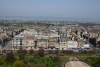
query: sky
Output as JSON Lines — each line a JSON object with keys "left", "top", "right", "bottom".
{"left": 0, "top": 0, "right": 100, "bottom": 21}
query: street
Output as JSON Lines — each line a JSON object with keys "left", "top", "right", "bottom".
{"left": 2, "top": 41, "right": 12, "bottom": 50}
{"left": 89, "top": 42, "right": 100, "bottom": 53}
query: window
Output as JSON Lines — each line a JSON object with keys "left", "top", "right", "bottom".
{"left": 26, "top": 41, "right": 28, "bottom": 43}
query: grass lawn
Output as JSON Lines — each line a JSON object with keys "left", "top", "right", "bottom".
{"left": 29, "top": 57, "right": 61, "bottom": 67}
{"left": 0, "top": 53, "right": 61, "bottom": 67}
{"left": 14, "top": 53, "right": 34, "bottom": 56}
{"left": 0, "top": 52, "right": 96, "bottom": 67}
{"left": 65, "top": 52, "right": 94, "bottom": 56}
{"left": 0, "top": 58, "right": 12, "bottom": 67}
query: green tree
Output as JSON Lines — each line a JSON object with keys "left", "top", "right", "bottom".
{"left": 34, "top": 52, "right": 39, "bottom": 58}
{"left": 13, "top": 61, "right": 25, "bottom": 67}
{"left": 93, "top": 58, "right": 100, "bottom": 67}
{"left": 22, "top": 59, "right": 28, "bottom": 65}
{"left": 38, "top": 47, "right": 44, "bottom": 57}
{"left": 0, "top": 60, "right": 4, "bottom": 65}
{"left": 17, "top": 47, "right": 27, "bottom": 54}
{"left": 94, "top": 64, "right": 100, "bottom": 67}
{"left": 82, "top": 50, "right": 88, "bottom": 54}
{"left": 55, "top": 49, "right": 59, "bottom": 54}
{"left": 17, "top": 47, "right": 27, "bottom": 60}
{"left": 19, "top": 53, "right": 26, "bottom": 60}
{"left": 5, "top": 51, "right": 16, "bottom": 63}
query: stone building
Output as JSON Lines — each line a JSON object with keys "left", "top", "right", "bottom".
{"left": 37, "top": 38, "right": 48, "bottom": 49}
{"left": 25, "top": 36, "right": 35, "bottom": 49}
{"left": 12, "top": 34, "right": 35, "bottom": 49}
{"left": 12, "top": 34, "right": 25, "bottom": 49}
{"left": 48, "top": 39, "right": 55, "bottom": 49}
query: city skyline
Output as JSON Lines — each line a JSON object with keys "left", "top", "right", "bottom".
{"left": 0, "top": 1, "right": 100, "bottom": 66}
{"left": 0, "top": 0, "right": 100, "bottom": 21}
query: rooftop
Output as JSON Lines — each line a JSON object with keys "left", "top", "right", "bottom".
{"left": 25, "top": 36, "right": 34, "bottom": 39}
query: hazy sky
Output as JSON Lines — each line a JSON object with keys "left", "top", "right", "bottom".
{"left": 0, "top": 0, "right": 100, "bottom": 21}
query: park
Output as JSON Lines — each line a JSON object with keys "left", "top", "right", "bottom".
{"left": 0, "top": 47, "right": 100, "bottom": 67}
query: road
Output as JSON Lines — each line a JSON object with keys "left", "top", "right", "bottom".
{"left": 89, "top": 42, "right": 100, "bottom": 53}
{"left": 1, "top": 40, "right": 100, "bottom": 53}
{"left": 2, "top": 41, "right": 12, "bottom": 50}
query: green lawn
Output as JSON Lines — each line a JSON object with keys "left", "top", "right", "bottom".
{"left": 29, "top": 57, "right": 61, "bottom": 67}
{"left": 0, "top": 52, "right": 98, "bottom": 67}
{"left": 0, "top": 55, "right": 62, "bottom": 67}
{"left": 0, "top": 58, "right": 12, "bottom": 67}
{"left": 65, "top": 52, "right": 94, "bottom": 56}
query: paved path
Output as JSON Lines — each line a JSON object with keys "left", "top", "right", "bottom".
{"left": 65, "top": 57, "right": 91, "bottom": 67}
{"left": 69, "top": 56, "right": 79, "bottom": 61}
{"left": 65, "top": 61, "right": 91, "bottom": 67}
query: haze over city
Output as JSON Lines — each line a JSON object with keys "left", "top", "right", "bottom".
{"left": 0, "top": 0, "right": 100, "bottom": 67}
{"left": 0, "top": 0, "right": 100, "bottom": 21}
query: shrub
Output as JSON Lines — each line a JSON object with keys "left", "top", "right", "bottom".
{"left": 17, "top": 47, "right": 27, "bottom": 54}
{"left": 17, "top": 47, "right": 27, "bottom": 60}
{"left": 29, "top": 58, "right": 34, "bottom": 63}
{"left": 66, "top": 50, "right": 73, "bottom": 54}
{"left": 45, "top": 63, "right": 49, "bottom": 67}
{"left": 78, "top": 57, "right": 86, "bottom": 61}
{"left": 0, "top": 60, "right": 4, "bottom": 65}
{"left": 23, "top": 50, "right": 27, "bottom": 54}
{"left": 88, "top": 50, "right": 95, "bottom": 54}
{"left": 53, "top": 56, "right": 60, "bottom": 62}
{"left": 33, "top": 64, "right": 45, "bottom": 67}
{"left": 29, "top": 49, "right": 34, "bottom": 54}
{"left": 22, "top": 59, "right": 28, "bottom": 65}
{"left": 62, "top": 50, "right": 73, "bottom": 54}
{"left": 62, "top": 50, "right": 66, "bottom": 53}
{"left": 17, "top": 47, "right": 23, "bottom": 54}
{"left": 81, "top": 50, "right": 88, "bottom": 54}
{"left": 13, "top": 61, "right": 25, "bottom": 67}
{"left": 48, "top": 50, "right": 53, "bottom": 54}
{"left": 49, "top": 56, "right": 53, "bottom": 59}
{"left": 93, "top": 59, "right": 100, "bottom": 67}
{"left": 55, "top": 49, "right": 59, "bottom": 54}
{"left": 19, "top": 53, "right": 25, "bottom": 60}
{"left": 86, "top": 57, "right": 99, "bottom": 65}
{"left": 34, "top": 53, "right": 39, "bottom": 58}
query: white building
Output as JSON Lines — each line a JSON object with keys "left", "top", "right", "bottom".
{"left": 21, "top": 29, "right": 38, "bottom": 36}
{"left": 81, "top": 44, "right": 90, "bottom": 49}
{"left": 12, "top": 34, "right": 25, "bottom": 49}
{"left": 67, "top": 41, "right": 78, "bottom": 49}
{"left": 12, "top": 34, "right": 35, "bottom": 50}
